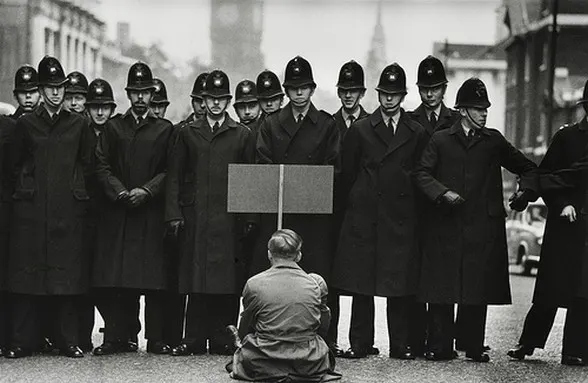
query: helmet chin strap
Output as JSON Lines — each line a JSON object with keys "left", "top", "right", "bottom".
{"left": 465, "top": 108, "right": 485, "bottom": 129}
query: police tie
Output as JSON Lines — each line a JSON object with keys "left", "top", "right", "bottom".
{"left": 388, "top": 118, "right": 395, "bottom": 137}
{"left": 429, "top": 112, "right": 437, "bottom": 128}
{"left": 296, "top": 113, "right": 304, "bottom": 124}
{"left": 212, "top": 121, "right": 220, "bottom": 134}
{"left": 136, "top": 116, "right": 144, "bottom": 126}
{"left": 467, "top": 128, "right": 475, "bottom": 142}
{"left": 347, "top": 115, "right": 355, "bottom": 128}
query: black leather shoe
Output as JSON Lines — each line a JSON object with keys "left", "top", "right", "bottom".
{"left": 59, "top": 345, "right": 84, "bottom": 358}
{"left": 424, "top": 351, "right": 457, "bottom": 361}
{"left": 39, "top": 337, "right": 56, "bottom": 354}
{"left": 80, "top": 342, "right": 94, "bottom": 353}
{"left": 466, "top": 351, "right": 490, "bottom": 363}
{"left": 507, "top": 344, "right": 534, "bottom": 360}
{"left": 367, "top": 346, "right": 380, "bottom": 355}
{"left": 389, "top": 347, "right": 415, "bottom": 360}
{"left": 340, "top": 348, "right": 368, "bottom": 359}
{"left": 457, "top": 343, "right": 491, "bottom": 352}
{"left": 93, "top": 342, "right": 121, "bottom": 356}
{"left": 0, "top": 346, "right": 5, "bottom": 357}
{"left": 5, "top": 347, "right": 32, "bottom": 359}
{"left": 147, "top": 341, "right": 171, "bottom": 355}
{"left": 170, "top": 343, "right": 206, "bottom": 356}
{"left": 328, "top": 343, "right": 344, "bottom": 357}
{"left": 561, "top": 355, "right": 585, "bottom": 366}
{"left": 122, "top": 341, "right": 138, "bottom": 353}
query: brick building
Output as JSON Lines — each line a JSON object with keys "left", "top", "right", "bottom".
{"left": 500, "top": 0, "right": 588, "bottom": 160}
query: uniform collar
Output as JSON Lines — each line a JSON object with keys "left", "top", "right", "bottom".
{"left": 206, "top": 113, "right": 226, "bottom": 129}
{"left": 381, "top": 109, "right": 400, "bottom": 129}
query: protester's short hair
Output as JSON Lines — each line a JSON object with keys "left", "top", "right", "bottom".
{"left": 267, "top": 229, "right": 303, "bottom": 259}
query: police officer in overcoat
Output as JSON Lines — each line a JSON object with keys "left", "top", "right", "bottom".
{"left": 6, "top": 56, "right": 95, "bottom": 359}
{"left": 233, "top": 79, "right": 261, "bottom": 134}
{"left": 9, "top": 65, "right": 41, "bottom": 120}
{"left": 0, "top": 115, "right": 16, "bottom": 356}
{"left": 178, "top": 72, "right": 209, "bottom": 127}
{"left": 64, "top": 71, "right": 88, "bottom": 115}
{"left": 413, "top": 78, "right": 538, "bottom": 362}
{"left": 329, "top": 60, "right": 371, "bottom": 358}
{"left": 166, "top": 70, "right": 255, "bottom": 356}
{"left": 250, "top": 56, "right": 340, "bottom": 282}
{"left": 93, "top": 62, "right": 174, "bottom": 355}
{"left": 507, "top": 80, "right": 588, "bottom": 366}
{"left": 150, "top": 78, "right": 171, "bottom": 119}
{"left": 256, "top": 69, "right": 284, "bottom": 118}
{"left": 332, "top": 63, "right": 428, "bottom": 360}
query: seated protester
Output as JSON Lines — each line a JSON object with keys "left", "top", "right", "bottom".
{"left": 228, "top": 229, "right": 341, "bottom": 383}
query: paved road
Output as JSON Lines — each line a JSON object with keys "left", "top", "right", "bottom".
{"left": 2, "top": 270, "right": 588, "bottom": 383}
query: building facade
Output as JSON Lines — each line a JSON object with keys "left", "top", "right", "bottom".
{"left": 0, "top": 0, "right": 104, "bottom": 104}
{"left": 501, "top": 0, "right": 588, "bottom": 159}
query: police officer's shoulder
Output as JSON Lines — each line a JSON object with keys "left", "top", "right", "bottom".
{"left": 318, "top": 109, "right": 336, "bottom": 126}
{"left": 403, "top": 112, "right": 426, "bottom": 131}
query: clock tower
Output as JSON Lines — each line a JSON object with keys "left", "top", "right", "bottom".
{"left": 210, "top": 0, "right": 265, "bottom": 85}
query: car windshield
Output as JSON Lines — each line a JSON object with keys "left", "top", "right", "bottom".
{"left": 526, "top": 205, "right": 547, "bottom": 227}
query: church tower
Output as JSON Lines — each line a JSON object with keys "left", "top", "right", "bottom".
{"left": 210, "top": 0, "right": 265, "bottom": 84}
{"left": 365, "top": 0, "right": 387, "bottom": 111}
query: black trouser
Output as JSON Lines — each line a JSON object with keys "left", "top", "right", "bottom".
{"left": 10, "top": 294, "right": 79, "bottom": 349}
{"left": 326, "top": 288, "right": 340, "bottom": 346}
{"left": 96, "top": 288, "right": 169, "bottom": 344}
{"left": 348, "top": 294, "right": 376, "bottom": 351}
{"left": 183, "top": 293, "right": 239, "bottom": 349}
{"left": 0, "top": 291, "right": 10, "bottom": 347}
{"left": 428, "top": 303, "right": 486, "bottom": 354}
{"left": 409, "top": 301, "right": 428, "bottom": 354}
{"left": 77, "top": 298, "right": 95, "bottom": 348}
{"left": 455, "top": 305, "right": 487, "bottom": 350}
{"left": 518, "top": 300, "right": 587, "bottom": 357}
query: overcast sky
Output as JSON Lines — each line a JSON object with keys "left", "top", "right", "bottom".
{"left": 97, "top": 0, "right": 502, "bottom": 106}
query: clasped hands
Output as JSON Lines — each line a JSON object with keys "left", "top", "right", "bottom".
{"left": 117, "top": 188, "right": 150, "bottom": 207}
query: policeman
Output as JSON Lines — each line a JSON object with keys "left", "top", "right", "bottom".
{"left": 64, "top": 71, "right": 88, "bottom": 114}
{"left": 252, "top": 57, "right": 340, "bottom": 351}
{"left": 507, "top": 80, "right": 588, "bottom": 366}
{"left": 9, "top": 65, "right": 41, "bottom": 120}
{"left": 256, "top": 70, "right": 284, "bottom": 116}
{"left": 333, "top": 63, "right": 428, "bottom": 360}
{"left": 233, "top": 79, "right": 261, "bottom": 133}
{"left": 408, "top": 56, "right": 460, "bottom": 137}
{"left": 408, "top": 55, "right": 462, "bottom": 356}
{"left": 93, "top": 62, "right": 174, "bottom": 356}
{"left": 150, "top": 78, "right": 171, "bottom": 119}
{"left": 6, "top": 56, "right": 95, "bottom": 359}
{"left": 86, "top": 79, "right": 116, "bottom": 136}
{"left": 329, "top": 60, "right": 371, "bottom": 358}
{"left": 177, "top": 72, "right": 209, "bottom": 127}
{"left": 167, "top": 69, "right": 254, "bottom": 356}
{"left": 413, "top": 78, "right": 538, "bottom": 362}
{"left": 0, "top": 115, "right": 16, "bottom": 357}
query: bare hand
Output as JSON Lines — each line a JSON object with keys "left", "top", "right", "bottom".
{"left": 127, "top": 188, "right": 149, "bottom": 207}
{"left": 167, "top": 219, "right": 184, "bottom": 238}
{"left": 441, "top": 190, "right": 465, "bottom": 206}
{"left": 560, "top": 205, "right": 577, "bottom": 223}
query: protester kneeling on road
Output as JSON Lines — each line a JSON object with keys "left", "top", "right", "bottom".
{"left": 227, "top": 229, "right": 341, "bottom": 382}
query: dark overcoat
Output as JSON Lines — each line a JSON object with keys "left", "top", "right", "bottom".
{"left": 249, "top": 103, "right": 340, "bottom": 281}
{"left": 407, "top": 103, "right": 460, "bottom": 138}
{"left": 533, "top": 120, "right": 588, "bottom": 306}
{"left": 8, "top": 107, "right": 95, "bottom": 295}
{"left": 93, "top": 110, "right": 173, "bottom": 290}
{"left": 165, "top": 115, "right": 254, "bottom": 294}
{"left": 413, "top": 122, "right": 538, "bottom": 305}
{"left": 0, "top": 116, "right": 16, "bottom": 290}
{"left": 331, "top": 109, "right": 428, "bottom": 297}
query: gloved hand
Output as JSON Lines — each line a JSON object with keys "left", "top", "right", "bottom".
{"left": 560, "top": 205, "right": 577, "bottom": 223}
{"left": 128, "top": 188, "right": 150, "bottom": 207}
{"left": 167, "top": 219, "right": 184, "bottom": 238}
{"left": 440, "top": 190, "right": 465, "bottom": 206}
{"left": 509, "top": 190, "right": 529, "bottom": 212}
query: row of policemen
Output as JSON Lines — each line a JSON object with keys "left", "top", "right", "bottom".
{"left": 0, "top": 52, "right": 581, "bottom": 366}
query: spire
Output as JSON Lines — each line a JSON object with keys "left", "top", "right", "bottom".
{"left": 365, "top": 0, "right": 387, "bottom": 110}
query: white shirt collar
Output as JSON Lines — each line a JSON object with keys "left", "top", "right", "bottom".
{"left": 427, "top": 104, "right": 442, "bottom": 120}
{"left": 381, "top": 110, "right": 401, "bottom": 131}
{"left": 207, "top": 114, "right": 225, "bottom": 131}
{"left": 341, "top": 107, "right": 361, "bottom": 123}
{"left": 130, "top": 109, "right": 148, "bottom": 124}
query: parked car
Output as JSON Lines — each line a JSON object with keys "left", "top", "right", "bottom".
{"left": 506, "top": 198, "right": 547, "bottom": 275}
